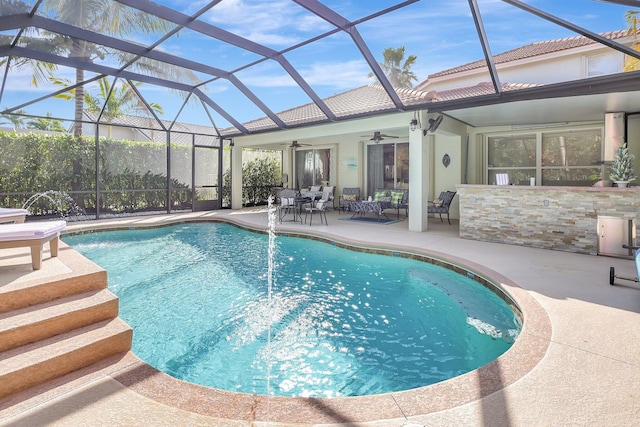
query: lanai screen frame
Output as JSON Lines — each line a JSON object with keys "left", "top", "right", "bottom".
{"left": 1, "top": 0, "right": 640, "bottom": 135}
{"left": 1, "top": 0, "right": 640, "bottom": 218}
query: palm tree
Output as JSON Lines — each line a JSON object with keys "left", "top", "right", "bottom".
{"left": 53, "top": 76, "right": 164, "bottom": 122}
{"left": 4, "top": 1, "right": 185, "bottom": 136}
{"left": 41, "top": 0, "right": 175, "bottom": 137}
{"left": 0, "top": 2, "right": 59, "bottom": 86}
{"left": 84, "top": 78, "right": 164, "bottom": 122}
{"left": 26, "top": 113, "right": 66, "bottom": 132}
{"left": 369, "top": 47, "right": 418, "bottom": 89}
{"left": 0, "top": 109, "right": 28, "bottom": 129}
{"left": 623, "top": 10, "right": 639, "bottom": 72}
{"left": 61, "top": 76, "right": 163, "bottom": 137}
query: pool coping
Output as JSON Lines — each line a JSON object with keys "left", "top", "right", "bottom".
{"left": 60, "top": 215, "right": 552, "bottom": 424}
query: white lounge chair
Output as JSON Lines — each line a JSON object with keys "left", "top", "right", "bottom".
{"left": 0, "top": 220, "right": 66, "bottom": 270}
{"left": 0, "top": 208, "right": 29, "bottom": 224}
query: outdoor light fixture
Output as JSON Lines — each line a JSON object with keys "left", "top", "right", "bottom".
{"left": 410, "top": 111, "right": 421, "bottom": 131}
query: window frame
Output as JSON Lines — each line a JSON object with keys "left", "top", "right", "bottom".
{"left": 485, "top": 126, "right": 605, "bottom": 186}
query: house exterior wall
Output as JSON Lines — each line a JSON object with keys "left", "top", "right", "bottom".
{"left": 421, "top": 44, "right": 625, "bottom": 92}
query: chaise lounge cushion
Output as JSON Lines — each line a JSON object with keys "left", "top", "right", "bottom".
{"left": 0, "top": 220, "right": 67, "bottom": 241}
{"left": 0, "top": 208, "right": 29, "bottom": 224}
{"left": 0, "top": 220, "right": 67, "bottom": 269}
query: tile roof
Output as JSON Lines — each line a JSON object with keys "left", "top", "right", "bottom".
{"left": 83, "top": 111, "right": 219, "bottom": 145}
{"left": 222, "top": 84, "right": 438, "bottom": 135}
{"left": 220, "top": 82, "right": 539, "bottom": 134}
{"left": 428, "top": 30, "right": 629, "bottom": 79}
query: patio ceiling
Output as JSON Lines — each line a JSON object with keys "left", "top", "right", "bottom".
{"left": 1, "top": 0, "right": 639, "bottom": 137}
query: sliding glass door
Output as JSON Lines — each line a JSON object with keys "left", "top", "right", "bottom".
{"left": 294, "top": 148, "right": 331, "bottom": 189}
{"left": 366, "top": 142, "right": 409, "bottom": 197}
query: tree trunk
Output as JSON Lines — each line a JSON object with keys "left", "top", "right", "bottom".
{"left": 71, "top": 49, "right": 86, "bottom": 210}
{"left": 74, "top": 67, "right": 84, "bottom": 137}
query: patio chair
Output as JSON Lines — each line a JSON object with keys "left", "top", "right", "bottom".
{"left": 427, "top": 191, "right": 456, "bottom": 225}
{"left": 338, "top": 187, "right": 360, "bottom": 214}
{"left": 304, "top": 198, "right": 328, "bottom": 225}
{"left": 387, "top": 189, "right": 409, "bottom": 219}
{"left": 371, "top": 188, "right": 407, "bottom": 219}
{"left": 277, "top": 189, "right": 298, "bottom": 222}
{"left": 321, "top": 186, "right": 335, "bottom": 210}
{"left": 0, "top": 220, "right": 66, "bottom": 269}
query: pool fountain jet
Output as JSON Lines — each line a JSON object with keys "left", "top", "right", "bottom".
{"left": 21, "top": 190, "right": 86, "bottom": 221}
{"left": 266, "top": 196, "right": 277, "bottom": 408}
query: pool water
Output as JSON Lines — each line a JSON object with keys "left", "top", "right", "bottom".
{"left": 64, "top": 222, "right": 521, "bottom": 398}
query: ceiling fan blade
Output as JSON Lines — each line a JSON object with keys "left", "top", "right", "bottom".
{"left": 288, "top": 140, "right": 311, "bottom": 149}
{"left": 426, "top": 115, "right": 443, "bottom": 133}
{"left": 361, "top": 131, "right": 398, "bottom": 141}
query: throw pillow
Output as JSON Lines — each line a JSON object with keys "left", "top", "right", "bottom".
{"left": 433, "top": 198, "right": 443, "bottom": 207}
{"left": 342, "top": 194, "right": 357, "bottom": 201}
{"left": 310, "top": 185, "right": 322, "bottom": 192}
{"left": 391, "top": 191, "right": 404, "bottom": 204}
{"left": 374, "top": 191, "right": 387, "bottom": 201}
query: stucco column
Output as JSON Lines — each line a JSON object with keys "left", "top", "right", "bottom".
{"left": 231, "top": 145, "right": 243, "bottom": 209}
{"left": 408, "top": 111, "right": 432, "bottom": 232}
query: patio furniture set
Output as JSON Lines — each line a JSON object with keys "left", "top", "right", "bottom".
{"left": 277, "top": 186, "right": 334, "bottom": 225}
{"left": 339, "top": 188, "right": 408, "bottom": 222}
{"left": 280, "top": 186, "right": 456, "bottom": 224}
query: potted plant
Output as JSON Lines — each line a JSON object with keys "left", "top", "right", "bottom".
{"left": 609, "top": 145, "right": 636, "bottom": 187}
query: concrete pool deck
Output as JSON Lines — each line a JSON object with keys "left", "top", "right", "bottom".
{"left": 1, "top": 207, "right": 639, "bottom": 426}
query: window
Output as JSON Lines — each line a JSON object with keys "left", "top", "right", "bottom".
{"left": 541, "top": 131, "right": 602, "bottom": 185}
{"left": 487, "top": 128, "right": 603, "bottom": 186}
{"left": 367, "top": 142, "right": 409, "bottom": 196}
{"left": 487, "top": 134, "right": 536, "bottom": 185}
{"left": 294, "top": 148, "right": 331, "bottom": 189}
{"left": 586, "top": 53, "right": 622, "bottom": 77}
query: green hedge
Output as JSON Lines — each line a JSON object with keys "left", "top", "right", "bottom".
{"left": 0, "top": 131, "right": 282, "bottom": 215}
{"left": 0, "top": 131, "right": 191, "bottom": 215}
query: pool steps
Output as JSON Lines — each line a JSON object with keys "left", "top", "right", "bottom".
{"left": 0, "top": 252, "right": 132, "bottom": 399}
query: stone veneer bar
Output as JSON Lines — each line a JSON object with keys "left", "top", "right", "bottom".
{"left": 456, "top": 184, "right": 640, "bottom": 255}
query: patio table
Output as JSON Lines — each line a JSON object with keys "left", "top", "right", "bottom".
{"left": 349, "top": 200, "right": 391, "bottom": 221}
{"left": 280, "top": 196, "right": 312, "bottom": 224}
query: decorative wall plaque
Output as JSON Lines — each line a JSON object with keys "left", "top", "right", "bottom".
{"left": 442, "top": 153, "right": 451, "bottom": 167}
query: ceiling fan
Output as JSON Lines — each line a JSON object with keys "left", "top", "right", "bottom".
{"left": 360, "top": 131, "right": 399, "bottom": 143}
{"left": 283, "top": 140, "right": 311, "bottom": 149}
{"left": 423, "top": 114, "right": 443, "bottom": 135}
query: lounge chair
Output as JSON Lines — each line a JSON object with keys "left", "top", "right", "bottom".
{"left": 0, "top": 220, "right": 66, "bottom": 270}
{"left": 427, "top": 191, "right": 456, "bottom": 225}
{"left": 0, "top": 208, "right": 29, "bottom": 224}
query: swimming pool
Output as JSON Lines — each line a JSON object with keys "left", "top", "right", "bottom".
{"left": 65, "top": 222, "right": 521, "bottom": 398}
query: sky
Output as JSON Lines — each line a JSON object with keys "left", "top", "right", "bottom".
{"left": 0, "top": 0, "right": 635, "bottom": 130}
